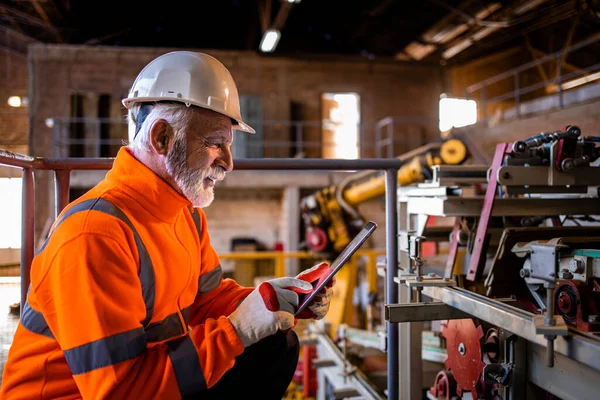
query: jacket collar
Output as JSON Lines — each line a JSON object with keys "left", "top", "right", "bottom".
{"left": 106, "top": 147, "right": 191, "bottom": 223}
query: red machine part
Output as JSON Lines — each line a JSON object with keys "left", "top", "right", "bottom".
{"left": 442, "top": 319, "right": 486, "bottom": 398}
{"left": 302, "top": 345, "right": 318, "bottom": 397}
{"left": 306, "top": 228, "right": 328, "bottom": 252}
{"left": 555, "top": 280, "right": 600, "bottom": 332}
{"left": 429, "top": 370, "right": 457, "bottom": 400}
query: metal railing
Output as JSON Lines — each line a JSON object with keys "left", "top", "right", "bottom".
{"left": 219, "top": 249, "right": 385, "bottom": 288}
{"left": 0, "top": 148, "right": 403, "bottom": 400}
{"left": 48, "top": 117, "right": 378, "bottom": 159}
{"left": 47, "top": 115, "right": 438, "bottom": 160}
{"left": 466, "top": 35, "right": 600, "bottom": 119}
{"left": 375, "top": 116, "right": 438, "bottom": 158}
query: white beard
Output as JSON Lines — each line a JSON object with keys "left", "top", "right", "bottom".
{"left": 166, "top": 133, "right": 224, "bottom": 208}
{"left": 174, "top": 167, "right": 215, "bottom": 208}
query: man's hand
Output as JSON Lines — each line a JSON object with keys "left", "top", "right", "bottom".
{"left": 228, "top": 277, "right": 312, "bottom": 347}
{"left": 294, "top": 263, "right": 335, "bottom": 320}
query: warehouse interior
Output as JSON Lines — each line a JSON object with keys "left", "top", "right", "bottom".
{"left": 0, "top": 0, "right": 600, "bottom": 399}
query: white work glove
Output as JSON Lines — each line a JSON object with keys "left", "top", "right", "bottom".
{"left": 228, "top": 277, "right": 312, "bottom": 347}
{"left": 294, "top": 263, "right": 335, "bottom": 320}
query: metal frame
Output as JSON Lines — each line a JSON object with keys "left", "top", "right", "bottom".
{"left": 395, "top": 164, "right": 600, "bottom": 399}
{"left": 311, "top": 330, "right": 386, "bottom": 400}
{"left": 0, "top": 148, "right": 403, "bottom": 400}
{"left": 466, "top": 35, "right": 600, "bottom": 119}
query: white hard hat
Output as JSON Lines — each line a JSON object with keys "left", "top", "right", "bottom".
{"left": 122, "top": 51, "right": 255, "bottom": 141}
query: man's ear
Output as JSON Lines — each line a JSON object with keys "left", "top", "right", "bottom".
{"left": 149, "top": 119, "right": 173, "bottom": 156}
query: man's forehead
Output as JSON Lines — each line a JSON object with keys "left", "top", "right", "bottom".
{"left": 190, "top": 107, "right": 233, "bottom": 136}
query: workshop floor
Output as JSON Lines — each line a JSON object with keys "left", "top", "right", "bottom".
{"left": 0, "top": 278, "right": 20, "bottom": 386}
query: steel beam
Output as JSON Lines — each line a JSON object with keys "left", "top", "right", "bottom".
{"left": 385, "top": 302, "right": 471, "bottom": 323}
{"left": 528, "top": 342, "right": 600, "bottom": 400}
{"left": 407, "top": 197, "right": 600, "bottom": 217}
{"left": 422, "top": 286, "right": 600, "bottom": 372}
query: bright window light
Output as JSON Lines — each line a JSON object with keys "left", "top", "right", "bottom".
{"left": 0, "top": 178, "right": 22, "bottom": 248}
{"left": 322, "top": 93, "right": 360, "bottom": 159}
{"left": 7, "top": 96, "right": 22, "bottom": 108}
{"left": 439, "top": 97, "right": 477, "bottom": 132}
{"left": 259, "top": 29, "right": 281, "bottom": 52}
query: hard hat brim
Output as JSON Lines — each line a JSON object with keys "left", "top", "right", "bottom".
{"left": 122, "top": 97, "right": 256, "bottom": 134}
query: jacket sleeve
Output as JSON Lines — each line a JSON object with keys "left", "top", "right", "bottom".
{"left": 188, "top": 209, "right": 253, "bottom": 326}
{"left": 35, "top": 215, "right": 245, "bottom": 399}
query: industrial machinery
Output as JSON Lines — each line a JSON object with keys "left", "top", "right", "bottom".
{"left": 303, "top": 126, "right": 600, "bottom": 400}
{"left": 300, "top": 138, "right": 469, "bottom": 255}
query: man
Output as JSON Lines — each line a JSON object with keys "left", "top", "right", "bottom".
{"left": 1, "top": 51, "right": 334, "bottom": 399}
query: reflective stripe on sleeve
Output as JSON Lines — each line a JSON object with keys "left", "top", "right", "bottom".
{"left": 197, "top": 264, "right": 223, "bottom": 296}
{"left": 64, "top": 327, "right": 147, "bottom": 375}
{"left": 37, "top": 197, "right": 156, "bottom": 327}
{"left": 168, "top": 335, "right": 207, "bottom": 396}
{"left": 21, "top": 300, "right": 55, "bottom": 339}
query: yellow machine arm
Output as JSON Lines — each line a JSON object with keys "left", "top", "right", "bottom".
{"left": 300, "top": 138, "right": 468, "bottom": 254}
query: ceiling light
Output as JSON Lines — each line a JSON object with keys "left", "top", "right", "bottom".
{"left": 286, "top": 0, "right": 301, "bottom": 3}
{"left": 561, "top": 71, "right": 600, "bottom": 91}
{"left": 260, "top": 29, "right": 281, "bottom": 52}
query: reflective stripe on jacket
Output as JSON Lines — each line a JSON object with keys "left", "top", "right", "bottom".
{"left": 1, "top": 147, "right": 253, "bottom": 399}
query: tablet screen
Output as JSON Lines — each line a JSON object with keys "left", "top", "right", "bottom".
{"left": 295, "top": 221, "right": 378, "bottom": 316}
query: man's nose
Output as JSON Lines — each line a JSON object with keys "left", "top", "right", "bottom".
{"left": 217, "top": 146, "right": 233, "bottom": 173}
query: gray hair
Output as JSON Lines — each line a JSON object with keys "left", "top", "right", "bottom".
{"left": 127, "top": 103, "right": 196, "bottom": 153}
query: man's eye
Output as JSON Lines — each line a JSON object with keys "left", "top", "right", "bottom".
{"left": 205, "top": 141, "right": 219, "bottom": 148}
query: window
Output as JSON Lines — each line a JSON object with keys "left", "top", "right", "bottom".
{"left": 322, "top": 93, "right": 360, "bottom": 159}
{"left": 233, "top": 96, "right": 263, "bottom": 158}
{"left": 0, "top": 178, "right": 22, "bottom": 249}
{"left": 439, "top": 96, "right": 477, "bottom": 132}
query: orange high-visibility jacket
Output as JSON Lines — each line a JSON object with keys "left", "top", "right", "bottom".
{"left": 1, "top": 147, "right": 253, "bottom": 399}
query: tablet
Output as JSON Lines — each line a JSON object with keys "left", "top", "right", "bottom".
{"left": 295, "top": 221, "right": 378, "bottom": 316}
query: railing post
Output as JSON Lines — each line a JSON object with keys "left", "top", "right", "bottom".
{"left": 385, "top": 168, "right": 399, "bottom": 400}
{"left": 94, "top": 119, "right": 101, "bottom": 157}
{"left": 20, "top": 168, "right": 35, "bottom": 313}
{"left": 54, "top": 170, "right": 70, "bottom": 219}
{"left": 514, "top": 72, "right": 521, "bottom": 118}
{"left": 359, "top": 123, "right": 365, "bottom": 158}
{"left": 557, "top": 54, "right": 564, "bottom": 109}
{"left": 375, "top": 125, "right": 382, "bottom": 158}
{"left": 481, "top": 85, "right": 487, "bottom": 121}
{"left": 275, "top": 253, "right": 285, "bottom": 278}
{"left": 52, "top": 120, "right": 60, "bottom": 157}
{"left": 295, "top": 122, "right": 303, "bottom": 157}
{"left": 388, "top": 121, "right": 394, "bottom": 159}
{"left": 61, "top": 120, "right": 69, "bottom": 157}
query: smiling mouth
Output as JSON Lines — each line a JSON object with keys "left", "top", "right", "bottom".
{"left": 204, "top": 176, "right": 218, "bottom": 188}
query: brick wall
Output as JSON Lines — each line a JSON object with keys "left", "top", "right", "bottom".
{"left": 27, "top": 44, "right": 445, "bottom": 243}
{"left": 28, "top": 44, "right": 444, "bottom": 159}
{"left": 0, "top": 29, "right": 35, "bottom": 265}
{"left": 0, "top": 29, "right": 31, "bottom": 160}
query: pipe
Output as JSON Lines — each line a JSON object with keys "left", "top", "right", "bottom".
{"left": 0, "top": 149, "right": 37, "bottom": 169}
{"left": 20, "top": 168, "right": 35, "bottom": 314}
{"left": 233, "top": 158, "right": 402, "bottom": 170}
{"left": 54, "top": 170, "right": 70, "bottom": 219}
{"left": 385, "top": 168, "right": 399, "bottom": 400}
